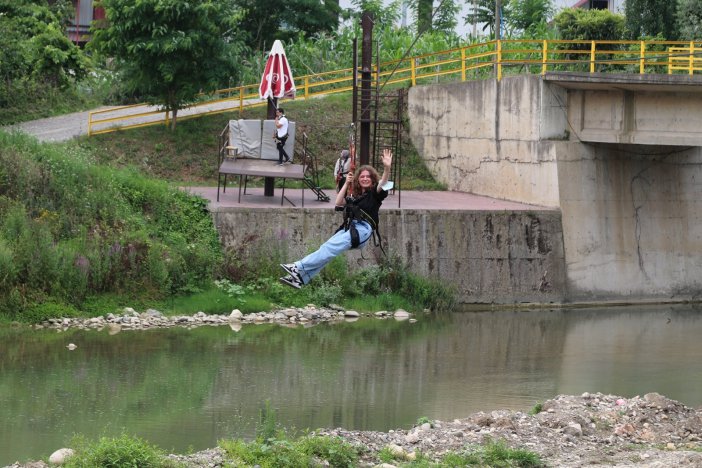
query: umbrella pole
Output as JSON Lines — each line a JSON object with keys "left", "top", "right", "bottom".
{"left": 264, "top": 98, "right": 277, "bottom": 197}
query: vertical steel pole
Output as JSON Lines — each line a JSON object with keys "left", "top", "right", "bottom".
{"left": 360, "top": 12, "right": 373, "bottom": 166}
{"left": 494, "top": 0, "right": 501, "bottom": 76}
{"left": 264, "top": 98, "right": 277, "bottom": 196}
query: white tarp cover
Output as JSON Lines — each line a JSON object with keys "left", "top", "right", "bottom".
{"left": 229, "top": 119, "right": 295, "bottom": 161}
{"left": 229, "top": 120, "right": 262, "bottom": 158}
{"left": 261, "top": 120, "right": 295, "bottom": 161}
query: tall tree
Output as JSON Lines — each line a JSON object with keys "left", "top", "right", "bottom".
{"left": 465, "top": 0, "right": 509, "bottom": 37}
{"left": 625, "top": 0, "right": 679, "bottom": 39}
{"left": 0, "top": 0, "right": 89, "bottom": 87}
{"left": 676, "top": 0, "right": 702, "bottom": 40}
{"left": 555, "top": 7, "right": 625, "bottom": 41}
{"left": 416, "top": 0, "right": 433, "bottom": 32}
{"left": 234, "top": 0, "right": 340, "bottom": 52}
{"left": 91, "top": 0, "right": 242, "bottom": 130}
{"left": 507, "top": 0, "right": 553, "bottom": 35}
{"left": 350, "top": 0, "right": 401, "bottom": 28}
{"left": 406, "top": 0, "right": 459, "bottom": 34}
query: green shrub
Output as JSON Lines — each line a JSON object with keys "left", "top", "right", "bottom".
{"left": 64, "top": 433, "right": 173, "bottom": 468}
{"left": 0, "top": 237, "right": 17, "bottom": 292}
{"left": 529, "top": 402, "right": 544, "bottom": 415}
{"left": 297, "top": 435, "right": 358, "bottom": 467}
{"left": 221, "top": 434, "right": 358, "bottom": 468}
{"left": 0, "top": 132, "right": 223, "bottom": 317}
{"left": 307, "top": 280, "right": 343, "bottom": 307}
{"left": 23, "top": 301, "right": 81, "bottom": 323}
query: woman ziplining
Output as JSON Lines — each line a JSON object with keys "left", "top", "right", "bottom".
{"left": 279, "top": 148, "right": 393, "bottom": 289}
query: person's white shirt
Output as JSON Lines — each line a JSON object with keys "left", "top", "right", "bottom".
{"left": 276, "top": 114, "right": 289, "bottom": 138}
{"left": 334, "top": 150, "right": 351, "bottom": 178}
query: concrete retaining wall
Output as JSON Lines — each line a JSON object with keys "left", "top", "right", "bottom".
{"left": 212, "top": 207, "right": 566, "bottom": 304}
{"left": 407, "top": 76, "right": 564, "bottom": 208}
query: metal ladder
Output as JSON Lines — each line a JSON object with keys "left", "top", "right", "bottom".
{"left": 295, "top": 133, "right": 330, "bottom": 202}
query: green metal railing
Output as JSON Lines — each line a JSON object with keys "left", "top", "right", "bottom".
{"left": 88, "top": 39, "right": 702, "bottom": 136}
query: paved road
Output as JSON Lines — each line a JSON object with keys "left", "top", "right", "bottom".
{"left": 3, "top": 97, "right": 258, "bottom": 142}
{"left": 4, "top": 109, "right": 97, "bottom": 142}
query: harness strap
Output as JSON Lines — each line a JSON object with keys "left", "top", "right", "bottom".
{"left": 335, "top": 204, "right": 385, "bottom": 255}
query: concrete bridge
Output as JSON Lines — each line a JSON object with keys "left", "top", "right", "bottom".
{"left": 409, "top": 72, "right": 702, "bottom": 303}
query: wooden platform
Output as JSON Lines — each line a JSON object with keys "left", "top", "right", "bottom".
{"left": 217, "top": 158, "right": 307, "bottom": 206}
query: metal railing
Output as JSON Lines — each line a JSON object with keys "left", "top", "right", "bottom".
{"left": 88, "top": 39, "right": 702, "bottom": 136}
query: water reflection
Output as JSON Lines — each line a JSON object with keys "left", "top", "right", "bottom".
{"left": 1, "top": 304, "right": 701, "bottom": 464}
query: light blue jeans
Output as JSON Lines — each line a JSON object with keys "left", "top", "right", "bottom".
{"left": 295, "top": 220, "right": 372, "bottom": 284}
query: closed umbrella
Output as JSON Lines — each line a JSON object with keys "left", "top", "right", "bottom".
{"left": 259, "top": 40, "right": 296, "bottom": 101}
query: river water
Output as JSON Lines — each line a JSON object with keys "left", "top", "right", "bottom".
{"left": 1, "top": 304, "right": 701, "bottom": 464}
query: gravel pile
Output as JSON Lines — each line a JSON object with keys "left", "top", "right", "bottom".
{"left": 159, "top": 392, "right": 702, "bottom": 467}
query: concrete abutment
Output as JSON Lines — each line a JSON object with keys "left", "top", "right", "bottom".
{"left": 408, "top": 73, "right": 702, "bottom": 302}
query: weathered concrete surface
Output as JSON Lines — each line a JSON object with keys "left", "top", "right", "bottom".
{"left": 557, "top": 142, "right": 702, "bottom": 301}
{"left": 549, "top": 73, "right": 702, "bottom": 146}
{"left": 408, "top": 76, "right": 562, "bottom": 208}
{"left": 211, "top": 207, "right": 566, "bottom": 304}
{"left": 408, "top": 74, "right": 702, "bottom": 302}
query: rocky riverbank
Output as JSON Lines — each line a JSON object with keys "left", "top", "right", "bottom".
{"left": 164, "top": 392, "right": 702, "bottom": 467}
{"left": 32, "top": 306, "right": 414, "bottom": 332}
{"left": 9, "top": 393, "right": 701, "bottom": 467}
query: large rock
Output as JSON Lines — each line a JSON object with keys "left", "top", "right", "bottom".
{"left": 48, "top": 448, "right": 74, "bottom": 465}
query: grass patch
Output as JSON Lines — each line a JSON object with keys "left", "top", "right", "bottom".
{"left": 64, "top": 432, "right": 175, "bottom": 468}
{"left": 220, "top": 400, "right": 359, "bottom": 468}
{"left": 529, "top": 402, "right": 543, "bottom": 415}
{"left": 377, "top": 439, "right": 544, "bottom": 467}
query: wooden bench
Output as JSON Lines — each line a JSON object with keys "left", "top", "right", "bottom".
{"left": 217, "top": 157, "right": 308, "bottom": 206}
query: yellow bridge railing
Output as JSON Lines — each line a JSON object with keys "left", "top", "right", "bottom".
{"left": 88, "top": 39, "right": 702, "bottom": 136}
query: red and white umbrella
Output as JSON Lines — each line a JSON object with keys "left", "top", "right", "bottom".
{"left": 259, "top": 40, "right": 296, "bottom": 101}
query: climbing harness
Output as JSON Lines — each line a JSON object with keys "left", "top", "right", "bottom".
{"left": 334, "top": 193, "right": 386, "bottom": 256}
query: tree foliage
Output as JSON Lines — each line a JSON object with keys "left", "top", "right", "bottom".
{"left": 554, "top": 7, "right": 625, "bottom": 42}
{"left": 0, "top": 0, "right": 91, "bottom": 123}
{"left": 676, "top": 0, "right": 702, "bottom": 40}
{"left": 404, "top": 0, "right": 459, "bottom": 34}
{"left": 349, "top": 0, "right": 401, "bottom": 28}
{"left": 90, "top": 0, "right": 244, "bottom": 130}
{"left": 507, "top": 0, "right": 553, "bottom": 35}
{"left": 625, "top": 0, "right": 679, "bottom": 39}
{"left": 0, "top": 0, "right": 90, "bottom": 87}
{"left": 234, "top": 0, "right": 340, "bottom": 52}
{"left": 464, "top": 0, "right": 508, "bottom": 37}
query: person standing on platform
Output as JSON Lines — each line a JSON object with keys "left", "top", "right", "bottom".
{"left": 334, "top": 149, "right": 351, "bottom": 192}
{"left": 274, "top": 108, "right": 290, "bottom": 165}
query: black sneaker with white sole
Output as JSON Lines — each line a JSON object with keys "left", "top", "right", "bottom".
{"left": 279, "top": 275, "right": 302, "bottom": 289}
{"left": 280, "top": 263, "right": 302, "bottom": 282}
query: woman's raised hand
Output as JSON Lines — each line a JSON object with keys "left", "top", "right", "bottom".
{"left": 382, "top": 148, "right": 393, "bottom": 168}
